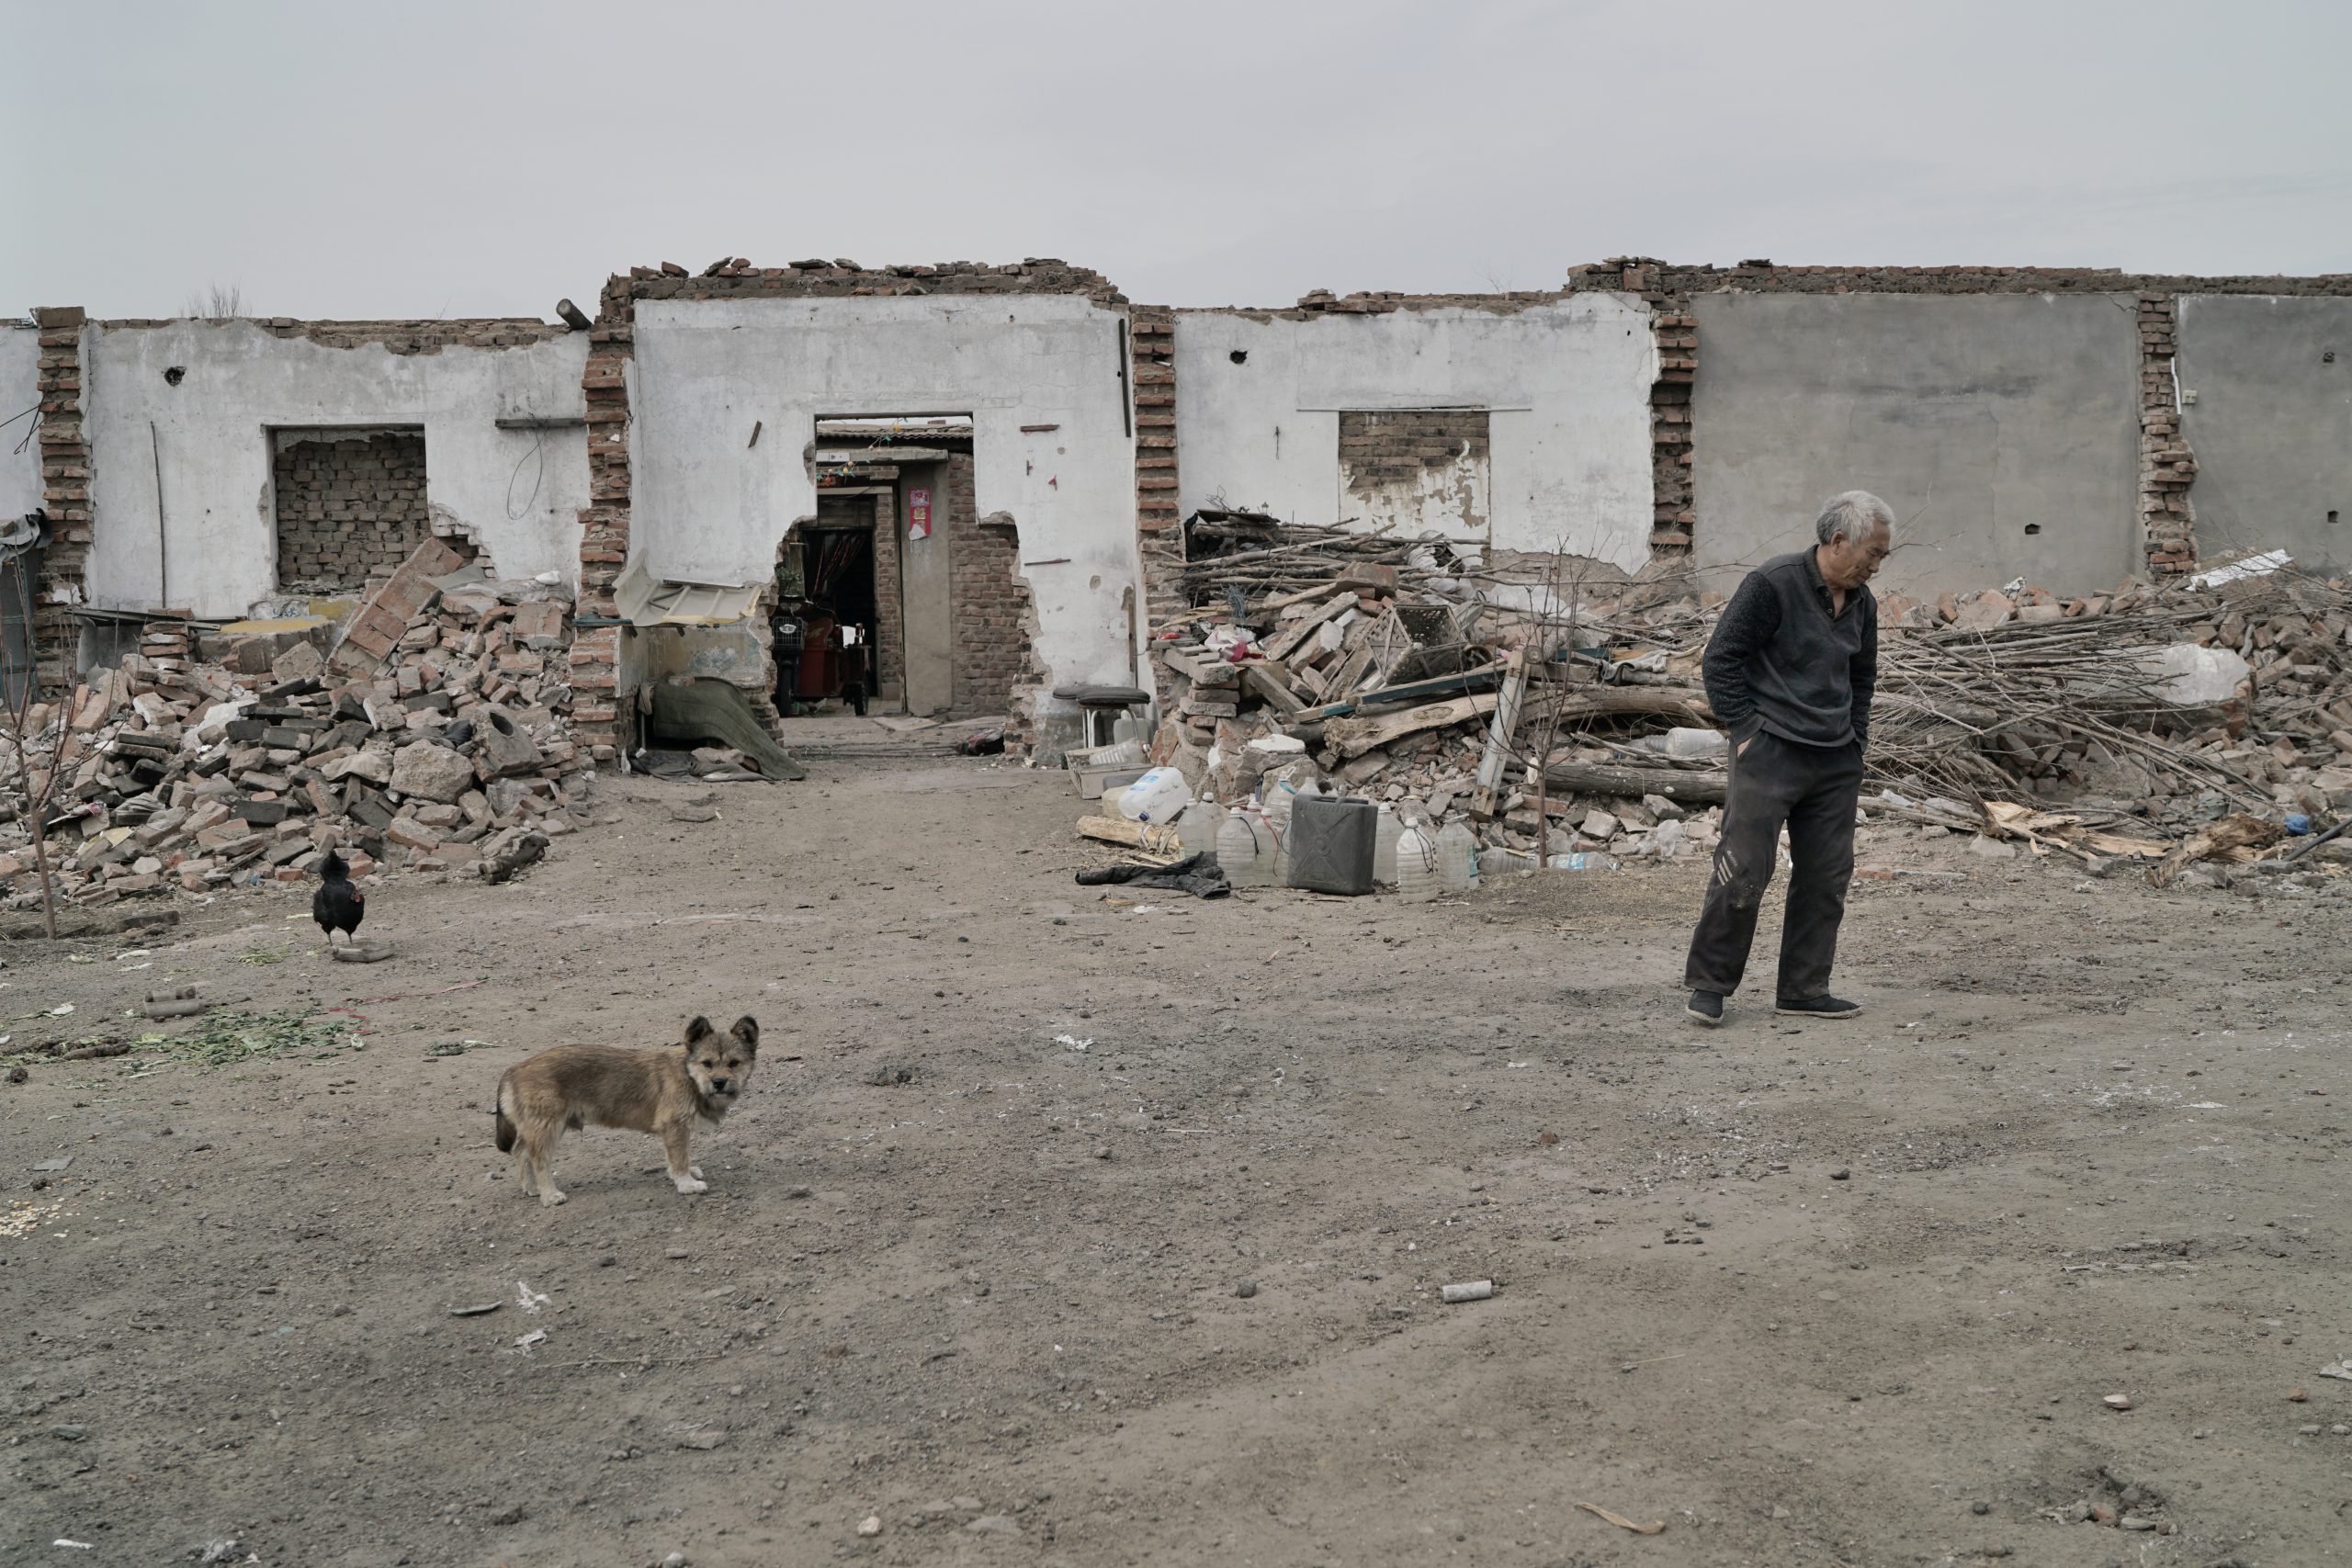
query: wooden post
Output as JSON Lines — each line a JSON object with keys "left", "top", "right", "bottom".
{"left": 1470, "top": 650, "right": 1527, "bottom": 818}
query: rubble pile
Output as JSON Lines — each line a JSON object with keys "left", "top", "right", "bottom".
{"left": 1143, "top": 510, "right": 1727, "bottom": 870}
{"left": 1870, "top": 555, "right": 2352, "bottom": 832}
{"left": 1139, "top": 517, "right": 2352, "bottom": 880}
{"left": 0, "top": 541, "right": 590, "bottom": 909}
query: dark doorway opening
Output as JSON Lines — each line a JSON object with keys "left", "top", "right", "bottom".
{"left": 785, "top": 522, "right": 876, "bottom": 716}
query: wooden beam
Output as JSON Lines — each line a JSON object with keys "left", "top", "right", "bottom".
{"left": 1324, "top": 693, "right": 1500, "bottom": 759}
{"left": 1543, "top": 686, "right": 1715, "bottom": 725}
{"left": 1240, "top": 661, "right": 1304, "bottom": 716}
{"left": 1261, "top": 594, "right": 1354, "bottom": 663}
{"left": 1075, "top": 815, "right": 1183, "bottom": 856}
{"left": 1470, "top": 651, "right": 1529, "bottom": 818}
{"left": 1292, "top": 662, "right": 1504, "bottom": 722}
{"left": 1539, "top": 759, "right": 1726, "bottom": 803}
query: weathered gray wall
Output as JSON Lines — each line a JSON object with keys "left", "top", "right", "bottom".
{"left": 1690, "top": 292, "right": 2143, "bottom": 598}
{"left": 0, "top": 324, "right": 40, "bottom": 524}
{"left": 2177, "top": 295, "right": 2352, "bottom": 572}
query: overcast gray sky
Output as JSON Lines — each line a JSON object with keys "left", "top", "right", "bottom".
{"left": 5, "top": 0, "right": 2346, "bottom": 321}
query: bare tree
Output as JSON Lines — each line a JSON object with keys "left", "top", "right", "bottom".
{"left": 182, "top": 282, "right": 246, "bottom": 321}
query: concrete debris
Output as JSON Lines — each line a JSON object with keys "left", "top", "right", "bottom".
{"left": 1135, "top": 515, "right": 2352, "bottom": 885}
{"left": 0, "top": 539, "right": 592, "bottom": 912}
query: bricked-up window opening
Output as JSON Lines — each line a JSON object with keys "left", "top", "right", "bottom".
{"left": 271, "top": 427, "right": 429, "bottom": 593}
{"left": 1336, "top": 409, "right": 1491, "bottom": 540}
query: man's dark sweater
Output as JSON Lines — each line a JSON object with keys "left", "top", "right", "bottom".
{"left": 1702, "top": 548, "right": 1878, "bottom": 751}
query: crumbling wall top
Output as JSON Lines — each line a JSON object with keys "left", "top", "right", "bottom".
{"left": 94, "top": 318, "right": 572, "bottom": 354}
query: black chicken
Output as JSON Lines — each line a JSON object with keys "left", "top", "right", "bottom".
{"left": 312, "top": 851, "right": 366, "bottom": 948}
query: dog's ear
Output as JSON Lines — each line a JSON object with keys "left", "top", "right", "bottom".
{"left": 683, "top": 1015, "right": 716, "bottom": 1047}
{"left": 729, "top": 1016, "right": 760, "bottom": 1056}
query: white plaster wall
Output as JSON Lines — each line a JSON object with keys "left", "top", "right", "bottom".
{"left": 0, "top": 324, "right": 40, "bottom": 522}
{"left": 84, "top": 321, "right": 589, "bottom": 616}
{"left": 1173, "top": 296, "right": 1658, "bottom": 570}
{"left": 630, "top": 295, "right": 1142, "bottom": 708}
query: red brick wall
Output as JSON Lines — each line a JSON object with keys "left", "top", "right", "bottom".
{"left": 943, "top": 453, "right": 1034, "bottom": 718}
{"left": 30, "top": 308, "right": 88, "bottom": 680}
{"left": 272, "top": 431, "right": 430, "bottom": 591}
{"left": 1130, "top": 307, "right": 1182, "bottom": 717}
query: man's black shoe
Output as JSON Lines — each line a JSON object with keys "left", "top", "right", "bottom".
{"left": 1774, "top": 994, "right": 1862, "bottom": 1019}
{"left": 1687, "top": 990, "right": 1724, "bottom": 1026}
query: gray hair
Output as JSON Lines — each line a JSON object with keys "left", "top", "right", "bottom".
{"left": 1815, "top": 490, "right": 1895, "bottom": 547}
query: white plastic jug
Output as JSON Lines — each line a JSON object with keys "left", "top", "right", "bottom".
{"left": 1177, "top": 801, "right": 1228, "bottom": 857}
{"left": 1395, "top": 822, "right": 1439, "bottom": 904}
{"left": 1372, "top": 804, "right": 1404, "bottom": 886}
{"left": 1216, "top": 809, "right": 1277, "bottom": 887}
{"left": 1118, "top": 766, "right": 1193, "bottom": 824}
{"left": 1434, "top": 819, "right": 1478, "bottom": 893}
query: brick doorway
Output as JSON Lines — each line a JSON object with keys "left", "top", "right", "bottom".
{"left": 271, "top": 426, "right": 430, "bottom": 593}
{"left": 809, "top": 416, "right": 1032, "bottom": 720}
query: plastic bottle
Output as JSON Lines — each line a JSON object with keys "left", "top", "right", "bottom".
{"left": 1545, "top": 852, "right": 1621, "bottom": 872}
{"left": 1395, "top": 821, "right": 1439, "bottom": 903}
{"left": 1177, "top": 801, "right": 1228, "bottom": 857}
{"left": 1479, "top": 845, "right": 1537, "bottom": 877}
{"left": 1372, "top": 804, "right": 1404, "bottom": 886}
{"left": 1216, "top": 809, "right": 1276, "bottom": 888}
{"left": 1434, "top": 819, "right": 1478, "bottom": 893}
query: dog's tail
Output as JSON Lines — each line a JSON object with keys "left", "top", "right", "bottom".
{"left": 492, "top": 1070, "right": 517, "bottom": 1154}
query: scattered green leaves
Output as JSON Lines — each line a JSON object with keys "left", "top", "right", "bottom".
{"left": 144, "top": 1009, "right": 363, "bottom": 1067}
{"left": 239, "top": 948, "right": 290, "bottom": 967}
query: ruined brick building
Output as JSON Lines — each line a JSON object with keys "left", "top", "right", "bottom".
{"left": 5, "top": 257, "right": 2346, "bottom": 755}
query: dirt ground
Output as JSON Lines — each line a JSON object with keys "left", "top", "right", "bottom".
{"left": 6, "top": 755, "right": 2351, "bottom": 1568}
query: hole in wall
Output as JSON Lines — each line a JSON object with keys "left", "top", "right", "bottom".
{"left": 2330, "top": 511, "right": 2341, "bottom": 527}
{"left": 1229, "top": 350, "right": 1248, "bottom": 365}
{"left": 2023, "top": 524, "right": 2041, "bottom": 536}
{"left": 163, "top": 367, "right": 185, "bottom": 386}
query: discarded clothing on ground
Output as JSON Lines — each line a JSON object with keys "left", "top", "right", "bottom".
{"left": 1073, "top": 852, "right": 1231, "bottom": 899}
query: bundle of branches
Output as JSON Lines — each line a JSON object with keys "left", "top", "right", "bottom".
{"left": 1871, "top": 625, "right": 2249, "bottom": 809}
{"left": 1179, "top": 510, "right": 1471, "bottom": 605}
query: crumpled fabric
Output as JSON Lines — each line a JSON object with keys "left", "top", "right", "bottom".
{"left": 1074, "top": 851, "right": 1231, "bottom": 899}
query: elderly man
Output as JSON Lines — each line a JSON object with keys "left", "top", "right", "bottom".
{"left": 1684, "top": 491, "right": 1894, "bottom": 1026}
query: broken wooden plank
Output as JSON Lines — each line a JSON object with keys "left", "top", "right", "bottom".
{"left": 1539, "top": 759, "right": 1727, "bottom": 803}
{"left": 1294, "top": 662, "right": 1505, "bottom": 722}
{"left": 1261, "top": 594, "right": 1355, "bottom": 663}
{"left": 2145, "top": 811, "right": 2280, "bottom": 888}
{"left": 1543, "top": 685, "right": 1714, "bottom": 725}
{"left": 1470, "top": 651, "right": 1529, "bottom": 818}
{"left": 1240, "top": 660, "right": 1304, "bottom": 717}
{"left": 1076, "top": 815, "right": 1183, "bottom": 856}
{"left": 1325, "top": 693, "right": 1500, "bottom": 760}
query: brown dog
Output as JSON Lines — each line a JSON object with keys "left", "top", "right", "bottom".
{"left": 493, "top": 1015, "right": 759, "bottom": 1207}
